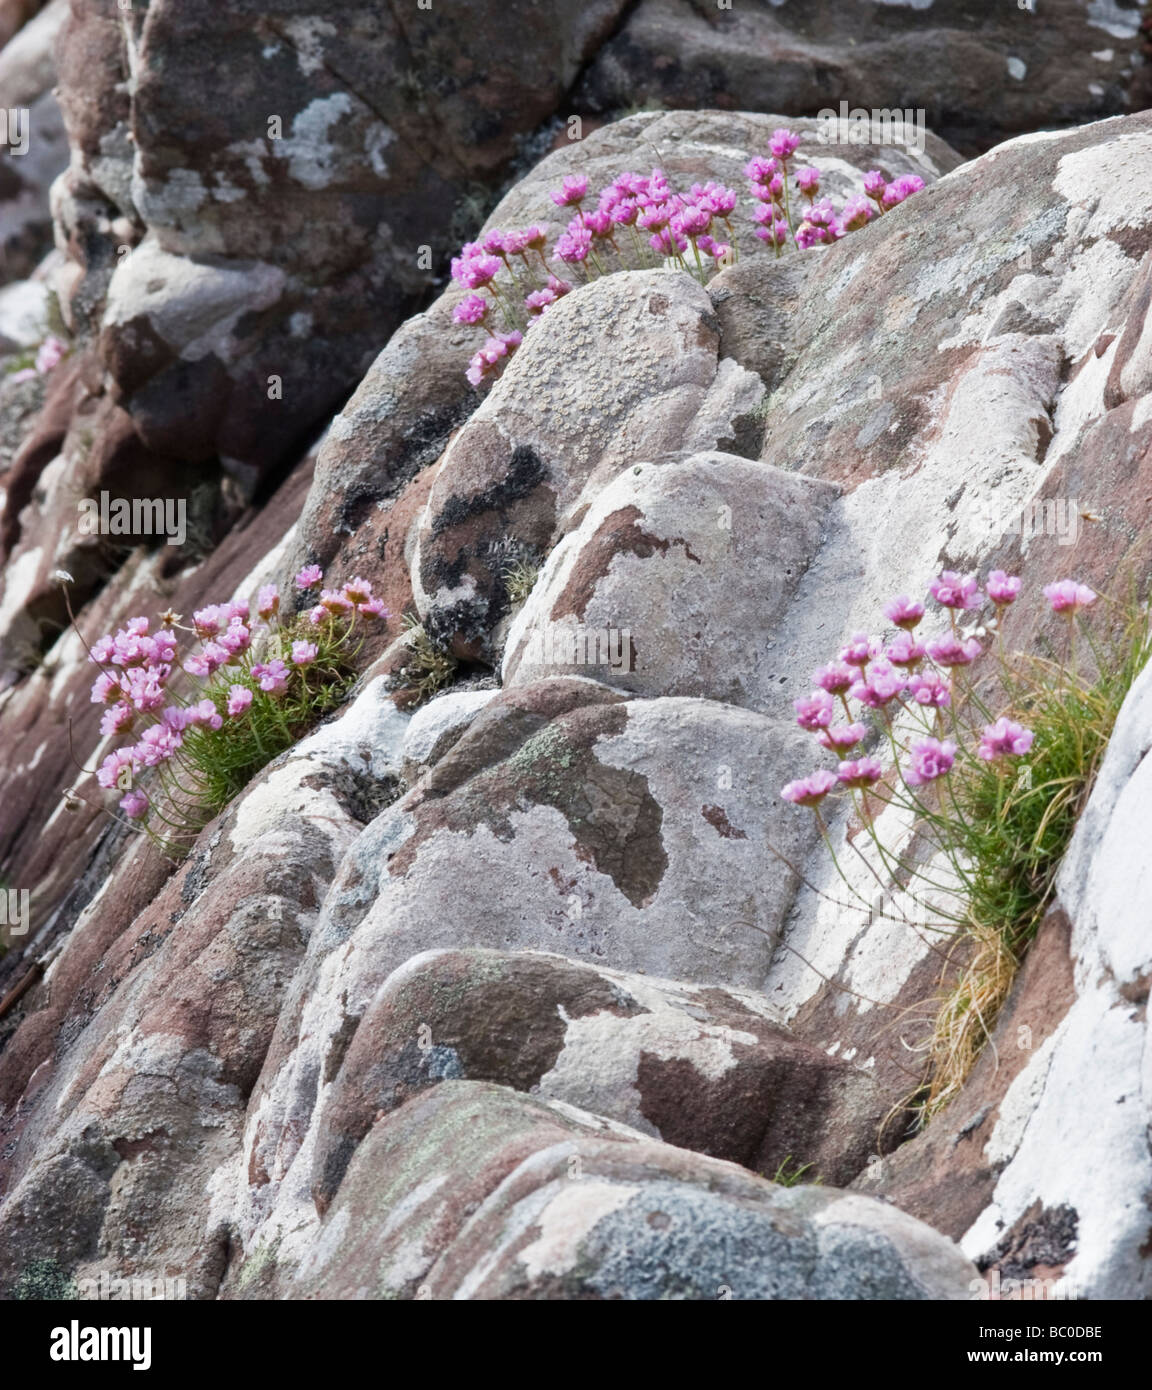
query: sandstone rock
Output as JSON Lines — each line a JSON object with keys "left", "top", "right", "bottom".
{"left": 577, "top": 0, "right": 1147, "bottom": 157}
{"left": 226, "top": 681, "right": 819, "bottom": 1280}
{"left": 413, "top": 270, "right": 765, "bottom": 659}
{"left": 310, "top": 946, "right": 889, "bottom": 1214}
{"left": 0, "top": 671, "right": 407, "bottom": 1300}
{"left": 283, "top": 1081, "right": 977, "bottom": 1300}
{"left": 399, "top": 688, "right": 497, "bottom": 784}
{"left": 0, "top": 1, "right": 70, "bottom": 286}
{"left": 49, "top": 0, "right": 633, "bottom": 478}
{"left": 502, "top": 451, "right": 838, "bottom": 706}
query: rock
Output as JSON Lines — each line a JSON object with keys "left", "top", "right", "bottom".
{"left": 0, "top": 672, "right": 408, "bottom": 1300}
{"left": 502, "top": 451, "right": 838, "bottom": 706}
{"left": 0, "top": 1, "right": 70, "bottom": 286}
{"left": 399, "top": 688, "right": 498, "bottom": 784}
{"left": 282, "top": 1081, "right": 978, "bottom": 1300}
{"left": 413, "top": 269, "right": 765, "bottom": 659}
{"left": 48, "top": 0, "right": 633, "bottom": 478}
{"left": 577, "top": 0, "right": 1147, "bottom": 157}
{"left": 226, "top": 681, "right": 819, "bottom": 1279}
{"left": 310, "top": 946, "right": 889, "bottom": 1213}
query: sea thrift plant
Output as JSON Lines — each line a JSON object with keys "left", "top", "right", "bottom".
{"left": 449, "top": 127, "right": 925, "bottom": 385}
{"left": 777, "top": 567, "right": 1151, "bottom": 1119}
{"left": 81, "top": 569, "right": 387, "bottom": 850}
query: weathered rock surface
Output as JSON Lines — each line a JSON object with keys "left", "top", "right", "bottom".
{"left": 0, "top": 0, "right": 69, "bottom": 287}
{"left": 502, "top": 451, "right": 838, "bottom": 705}
{"left": 286, "top": 1082, "right": 977, "bottom": 1301}
{"left": 2, "top": 72, "right": 1151, "bottom": 1301}
{"left": 310, "top": 946, "right": 888, "bottom": 1212}
{"left": 413, "top": 270, "right": 766, "bottom": 659}
{"left": 578, "top": 0, "right": 1149, "bottom": 157}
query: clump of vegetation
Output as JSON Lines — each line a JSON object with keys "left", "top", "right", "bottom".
{"left": 502, "top": 556, "right": 540, "bottom": 605}
{"left": 75, "top": 566, "right": 387, "bottom": 854}
{"left": 396, "top": 615, "right": 459, "bottom": 706}
{"left": 772, "top": 1156, "right": 822, "bottom": 1187}
{"left": 12, "top": 1259, "right": 77, "bottom": 1300}
{"left": 778, "top": 569, "right": 1152, "bottom": 1122}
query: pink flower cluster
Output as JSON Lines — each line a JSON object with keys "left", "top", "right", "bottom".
{"left": 747, "top": 129, "right": 925, "bottom": 254}
{"left": 9, "top": 335, "right": 68, "bottom": 385}
{"left": 449, "top": 130, "right": 930, "bottom": 385}
{"left": 89, "top": 569, "right": 387, "bottom": 823}
{"left": 778, "top": 567, "right": 1094, "bottom": 810}
{"left": 449, "top": 166, "right": 739, "bottom": 387}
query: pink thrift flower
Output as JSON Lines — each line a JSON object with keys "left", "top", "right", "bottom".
{"left": 192, "top": 605, "right": 223, "bottom": 636}
{"left": 227, "top": 685, "right": 253, "bottom": 717}
{"left": 862, "top": 170, "right": 887, "bottom": 200}
{"left": 817, "top": 722, "right": 869, "bottom": 753}
{"left": 161, "top": 707, "right": 190, "bottom": 732}
{"left": 794, "top": 690, "right": 835, "bottom": 731}
{"left": 136, "top": 724, "right": 183, "bottom": 766}
{"left": 813, "top": 661, "right": 856, "bottom": 694}
{"left": 91, "top": 671, "right": 122, "bottom": 704}
{"left": 926, "top": 633, "right": 982, "bottom": 667}
{"left": 769, "top": 128, "right": 801, "bottom": 161}
{"left": 883, "top": 595, "right": 925, "bottom": 630}
{"left": 840, "top": 195, "right": 874, "bottom": 233}
{"left": 1043, "top": 580, "right": 1097, "bottom": 614}
{"left": 978, "top": 718, "right": 1035, "bottom": 761}
{"left": 674, "top": 204, "right": 711, "bottom": 238}
{"left": 550, "top": 174, "right": 588, "bottom": 207}
{"left": 480, "top": 229, "right": 507, "bottom": 256}
{"left": 219, "top": 623, "right": 251, "bottom": 657}
{"left": 986, "top": 570, "right": 1022, "bottom": 605}
{"left": 584, "top": 209, "right": 613, "bottom": 238}
{"left": 849, "top": 660, "right": 905, "bottom": 708}
{"left": 453, "top": 293, "right": 489, "bottom": 326}
{"left": 838, "top": 757, "right": 883, "bottom": 789}
{"left": 744, "top": 156, "right": 779, "bottom": 183}
{"left": 187, "top": 699, "right": 223, "bottom": 731}
{"left": 885, "top": 633, "right": 926, "bottom": 668}
{"left": 650, "top": 227, "right": 688, "bottom": 258}
{"left": 781, "top": 769, "right": 839, "bottom": 806}
{"left": 903, "top": 738, "right": 957, "bottom": 787}
{"left": 906, "top": 671, "right": 951, "bottom": 708}
{"left": 795, "top": 166, "right": 821, "bottom": 197}
{"left": 35, "top": 336, "right": 67, "bottom": 374}
{"left": 97, "top": 747, "right": 137, "bottom": 790}
{"left": 359, "top": 596, "right": 387, "bottom": 618}
{"left": 295, "top": 564, "right": 324, "bottom": 590}
{"left": 257, "top": 584, "right": 280, "bottom": 620}
{"left": 253, "top": 659, "right": 289, "bottom": 695}
{"left": 504, "top": 225, "right": 549, "bottom": 254}
{"left": 342, "top": 576, "right": 375, "bottom": 607}
{"left": 291, "top": 641, "right": 318, "bottom": 666}
{"left": 930, "top": 570, "right": 983, "bottom": 610}
{"left": 119, "top": 788, "right": 149, "bottom": 820}
{"left": 100, "top": 704, "right": 136, "bottom": 737}
{"left": 525, "top": 288, "right": 558, "bottom": 316}
{"left": 839, "top": 633, "right": 878, "bottom": 668}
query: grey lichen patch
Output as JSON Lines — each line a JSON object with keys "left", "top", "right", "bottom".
{"left": 390, "top": 705, "right": 667, "bottom": 906}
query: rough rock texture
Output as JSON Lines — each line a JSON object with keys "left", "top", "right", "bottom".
{"left": 502, "top": 451, "right": 838, "bottom": 704}
{"left": 577, "top": 0, "right": 1149, "bottom": 157}
{"left": 413, "top": 271, "right": 766, "bottom": 660}
{"left": 0, "top": 0, "right": 69, "bottom": 288}
{"left": 2, "top": 78, "right": 1152, "bottom": 1300}
{"left": 310, "top": 946, "right": 888, "bottom": 1211}
{"left": 280, "top": 1082, "right": 977, "bottom": 1301}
